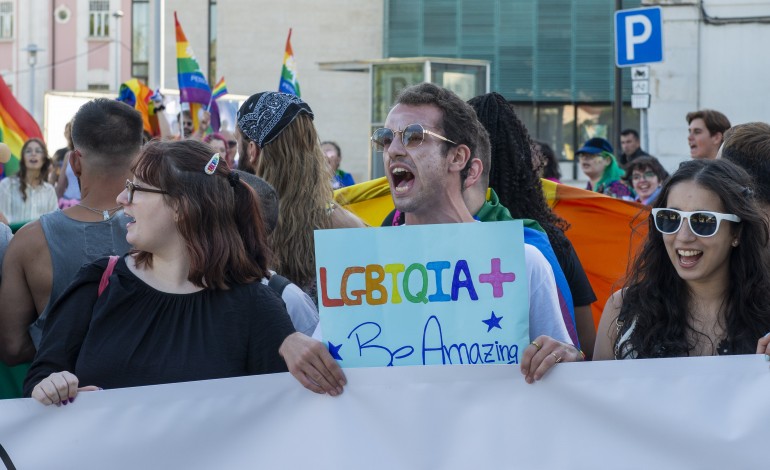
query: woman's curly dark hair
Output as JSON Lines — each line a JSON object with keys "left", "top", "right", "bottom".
{"left": 615, "top": 158, "right": 770, "bottom": 358}
{"left": 467, "top": 92, "right": 570, "bottom": 263}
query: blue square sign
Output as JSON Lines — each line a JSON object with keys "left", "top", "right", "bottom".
{"left": 615, "top": 6, "right": 663, "bottom": 67}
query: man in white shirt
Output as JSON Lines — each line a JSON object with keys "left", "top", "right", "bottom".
{"left": 373, "top": 83, "right": 584, "bottom": 383}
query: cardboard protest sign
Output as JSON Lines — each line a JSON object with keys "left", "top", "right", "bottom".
{"left": 314, "top": 221, "right": 528, "bottom": 367}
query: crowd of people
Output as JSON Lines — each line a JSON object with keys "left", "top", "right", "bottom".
{"left": 1, "top": 83, "right": 769, "bottom": 408}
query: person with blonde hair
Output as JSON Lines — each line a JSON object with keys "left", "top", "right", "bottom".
{"left": 236, "top": 92, "right": 365, "bottom": 303}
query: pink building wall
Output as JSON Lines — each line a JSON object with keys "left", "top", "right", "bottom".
{"left": 52, "top": 0, "right": 78, "bottom": 90}
{"left": 0, "top": 43, "right": 13, "bottom": 73}
{"left": 87, "top": 40, "right": 110, "bottom": 72}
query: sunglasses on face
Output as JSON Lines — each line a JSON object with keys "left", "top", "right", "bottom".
{"left": 125, "top": 180, "right": 169, "bottom": 204}
{"left": 227, "top": 140, "right": 237, "bottom": 148}
{"left": 370, "top": 123, "right": 457, "bottom": 151}
{"left": 651, "top": 208, "right": 741, "bottom": 238}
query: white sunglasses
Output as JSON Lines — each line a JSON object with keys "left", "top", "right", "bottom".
{"left": 651, "top": 208, "right": 741, "bottom": 238}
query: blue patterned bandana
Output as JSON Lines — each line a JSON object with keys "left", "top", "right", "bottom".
{"left": 236, "top": 92, "right": 314, "bottom": 147}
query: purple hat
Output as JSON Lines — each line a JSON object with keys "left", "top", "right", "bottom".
{"left": 577, "top": 137, "right": 614, "bottom": 155}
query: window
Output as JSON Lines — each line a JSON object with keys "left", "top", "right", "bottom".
{"left": 132, "top": 0, "right": 149, "bottom": 82}
{"left": 0, "top": 2, "right": 13, "bottom": 39}
{"left": 89, "top": 1, "right": 110, "bottom": 38}
{"left": 88, "top": 83, "right": 110, "bottom": 91}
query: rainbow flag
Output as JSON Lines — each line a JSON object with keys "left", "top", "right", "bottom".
{"left": 334, "top": 178, "right": 649, "bottom": 331}
{"left": 116, "top": 78, "right": 158, "bottom": 137}
{"left": 0, "top": 75, "right": 43, "bottom": 178}
{"left": 211, "top": 77, "right": 228, "bottom": 101}
{"left": 174, "top": 12, "right": 220, "bottom": 132}
{"left": 278, "top": 28, "right": 301, "bottom": 97}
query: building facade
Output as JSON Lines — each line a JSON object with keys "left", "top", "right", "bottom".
{"left": 3, "top": 0, "right": 770, "bottom": 181}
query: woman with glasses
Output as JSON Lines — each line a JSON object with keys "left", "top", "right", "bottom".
{"left": 594, "top": 159, "right": 770, "bottom": 360}
{"left": 623, "top": 156, "right": 669, "bottom": 206}
{"left": 24, "top": 140, "right": 303, "bottom": 404}
{"left": 577, "top": 137, "right": 635, "bottom": 201}
{"left": 0, "top": 138, "right": 58, "bottom": 225}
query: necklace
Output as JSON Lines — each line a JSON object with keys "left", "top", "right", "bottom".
{"left": 77, "top": 203, "right": 122, "bottom": 221}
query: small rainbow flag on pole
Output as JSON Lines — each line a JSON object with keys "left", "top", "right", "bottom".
{"left": 211, "top": 77, "right": 228, "bottom": 101}
{"left": 174, "top": 12, "right": 219, "bottom": 132}
{"left": 207, "top": 77, "right": 227, "bottom": 111}
{"left": 0, "top": 75, "right": 43, "bottom": 177}
{"left": 278, "top": 28, "right": 301, "bottom": 97}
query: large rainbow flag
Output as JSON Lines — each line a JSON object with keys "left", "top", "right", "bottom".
{"left": 0, "top": 75, "right": 44, "bottom": 177}
{"left": 334, "top": 178, "right": 649, "bottom": 330}
{"left": 174, "top": 12, "right": 219, "bottom": 132}
{"left": 278, "top": 28, "right": 301, "bottom": 97}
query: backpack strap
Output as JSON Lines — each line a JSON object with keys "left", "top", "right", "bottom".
{"left": 97, "top": 256, "right": 120, "bottom": 297}
{"left": 268, "top": 273, "right": 292, "bottom": 297}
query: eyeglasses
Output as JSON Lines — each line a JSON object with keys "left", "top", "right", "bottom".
{"left": 651, "top": 208, "right": 741, "bottom": 238}
{"left": 370, "top": 123, "right": 457, "bottom": 151}
{"left": 577, "top": 153, "right": 604, "bottom": 161}
{"left": 125, "top": 180, "right": 169, "bottom": 204}
{"left": 632, "top": 171, "right": 657, "bottom": 182}
{"left": 227, "top": 140, "right": 237, "bottom": 149}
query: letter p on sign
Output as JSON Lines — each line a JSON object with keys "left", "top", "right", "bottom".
{"left": 615, "top": 6, "right": 663, "bottom": 67}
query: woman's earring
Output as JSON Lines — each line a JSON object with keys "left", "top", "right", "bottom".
{"left": 732, "top": 239, "right": 739, "bottom": 247}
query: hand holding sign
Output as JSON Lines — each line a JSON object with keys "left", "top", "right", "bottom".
{"left": 31, "top": 371, "right": 100, "bottom": 406}
{"left": 521, "top": 335, "right": 583, "bottom": 384}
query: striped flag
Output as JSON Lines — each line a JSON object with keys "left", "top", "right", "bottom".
{"left": 0, "top": 75, "right": 44, "bottom": 178}
{"left": 116, "top": 78, "right": 157, "bottom": 136}
{"left": 211, "top": 77, "right": 228, "bottom": 101}
{"left": 174, "top": 12, "right": 219, "bottom": 132}
{"left": 278, "top": 29, "right": 301, "bottom": 97}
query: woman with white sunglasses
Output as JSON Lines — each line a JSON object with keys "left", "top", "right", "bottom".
{"left": 594, "top": 159, "right": 770, "bottom": 359}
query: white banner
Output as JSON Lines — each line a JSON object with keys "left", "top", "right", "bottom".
{"left": 0, "top": 355, "right": 767, "bottom": 469}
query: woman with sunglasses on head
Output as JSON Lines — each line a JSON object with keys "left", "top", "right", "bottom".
{"left": 594, "top": 159, "right": 770, "bottom": 360}
{"left": 623, "top": 155, "right": 669, "bottom": 206}
{"left": 25, "top": 140, "right": 346, "bottom": 405}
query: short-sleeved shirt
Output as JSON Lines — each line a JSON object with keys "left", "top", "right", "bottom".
{"left": 25, "top": 256, "right": 295, "bottom": 396}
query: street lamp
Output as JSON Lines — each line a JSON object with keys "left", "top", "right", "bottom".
{"left": 113, "top": 10, "right": 124, "bottom": 92}
{"left": 22, "top": 44, "right": 43, "bottom": 118}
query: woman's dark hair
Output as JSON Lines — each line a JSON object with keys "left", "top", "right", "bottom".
{"left": 18, "top": 138, "right": 51, "bottom": 202}
{"left": 616, "top": 158, "right": 770, "bottom": 358}
{"left": 130, "top": 140, "right": 271, "bottom": 289}
{"left": 623, "top": 155, "right": 669, "bottom": 183}
{"left": 536, "top": 140, "right": 561, "bottom": 181}
{"left": 468, "top": 92, "right": 570, "bottom": 262}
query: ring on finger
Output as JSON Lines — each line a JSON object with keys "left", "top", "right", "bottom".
{"left": 530, "top": 341, "right": 542, "bottom": 351}
{"left": 550, "top": 352, "right": 562, "bottom": 364}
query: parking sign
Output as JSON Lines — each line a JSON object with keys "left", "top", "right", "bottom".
{"left": 615, "top": 6, "right": 663, "bottom": 67}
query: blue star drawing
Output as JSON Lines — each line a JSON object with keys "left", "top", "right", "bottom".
{"left": 482, "top": 311, "right": 503, "bottom": 332}
{"left": 328, "top": 341, "right": 343, "bottom": 360}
